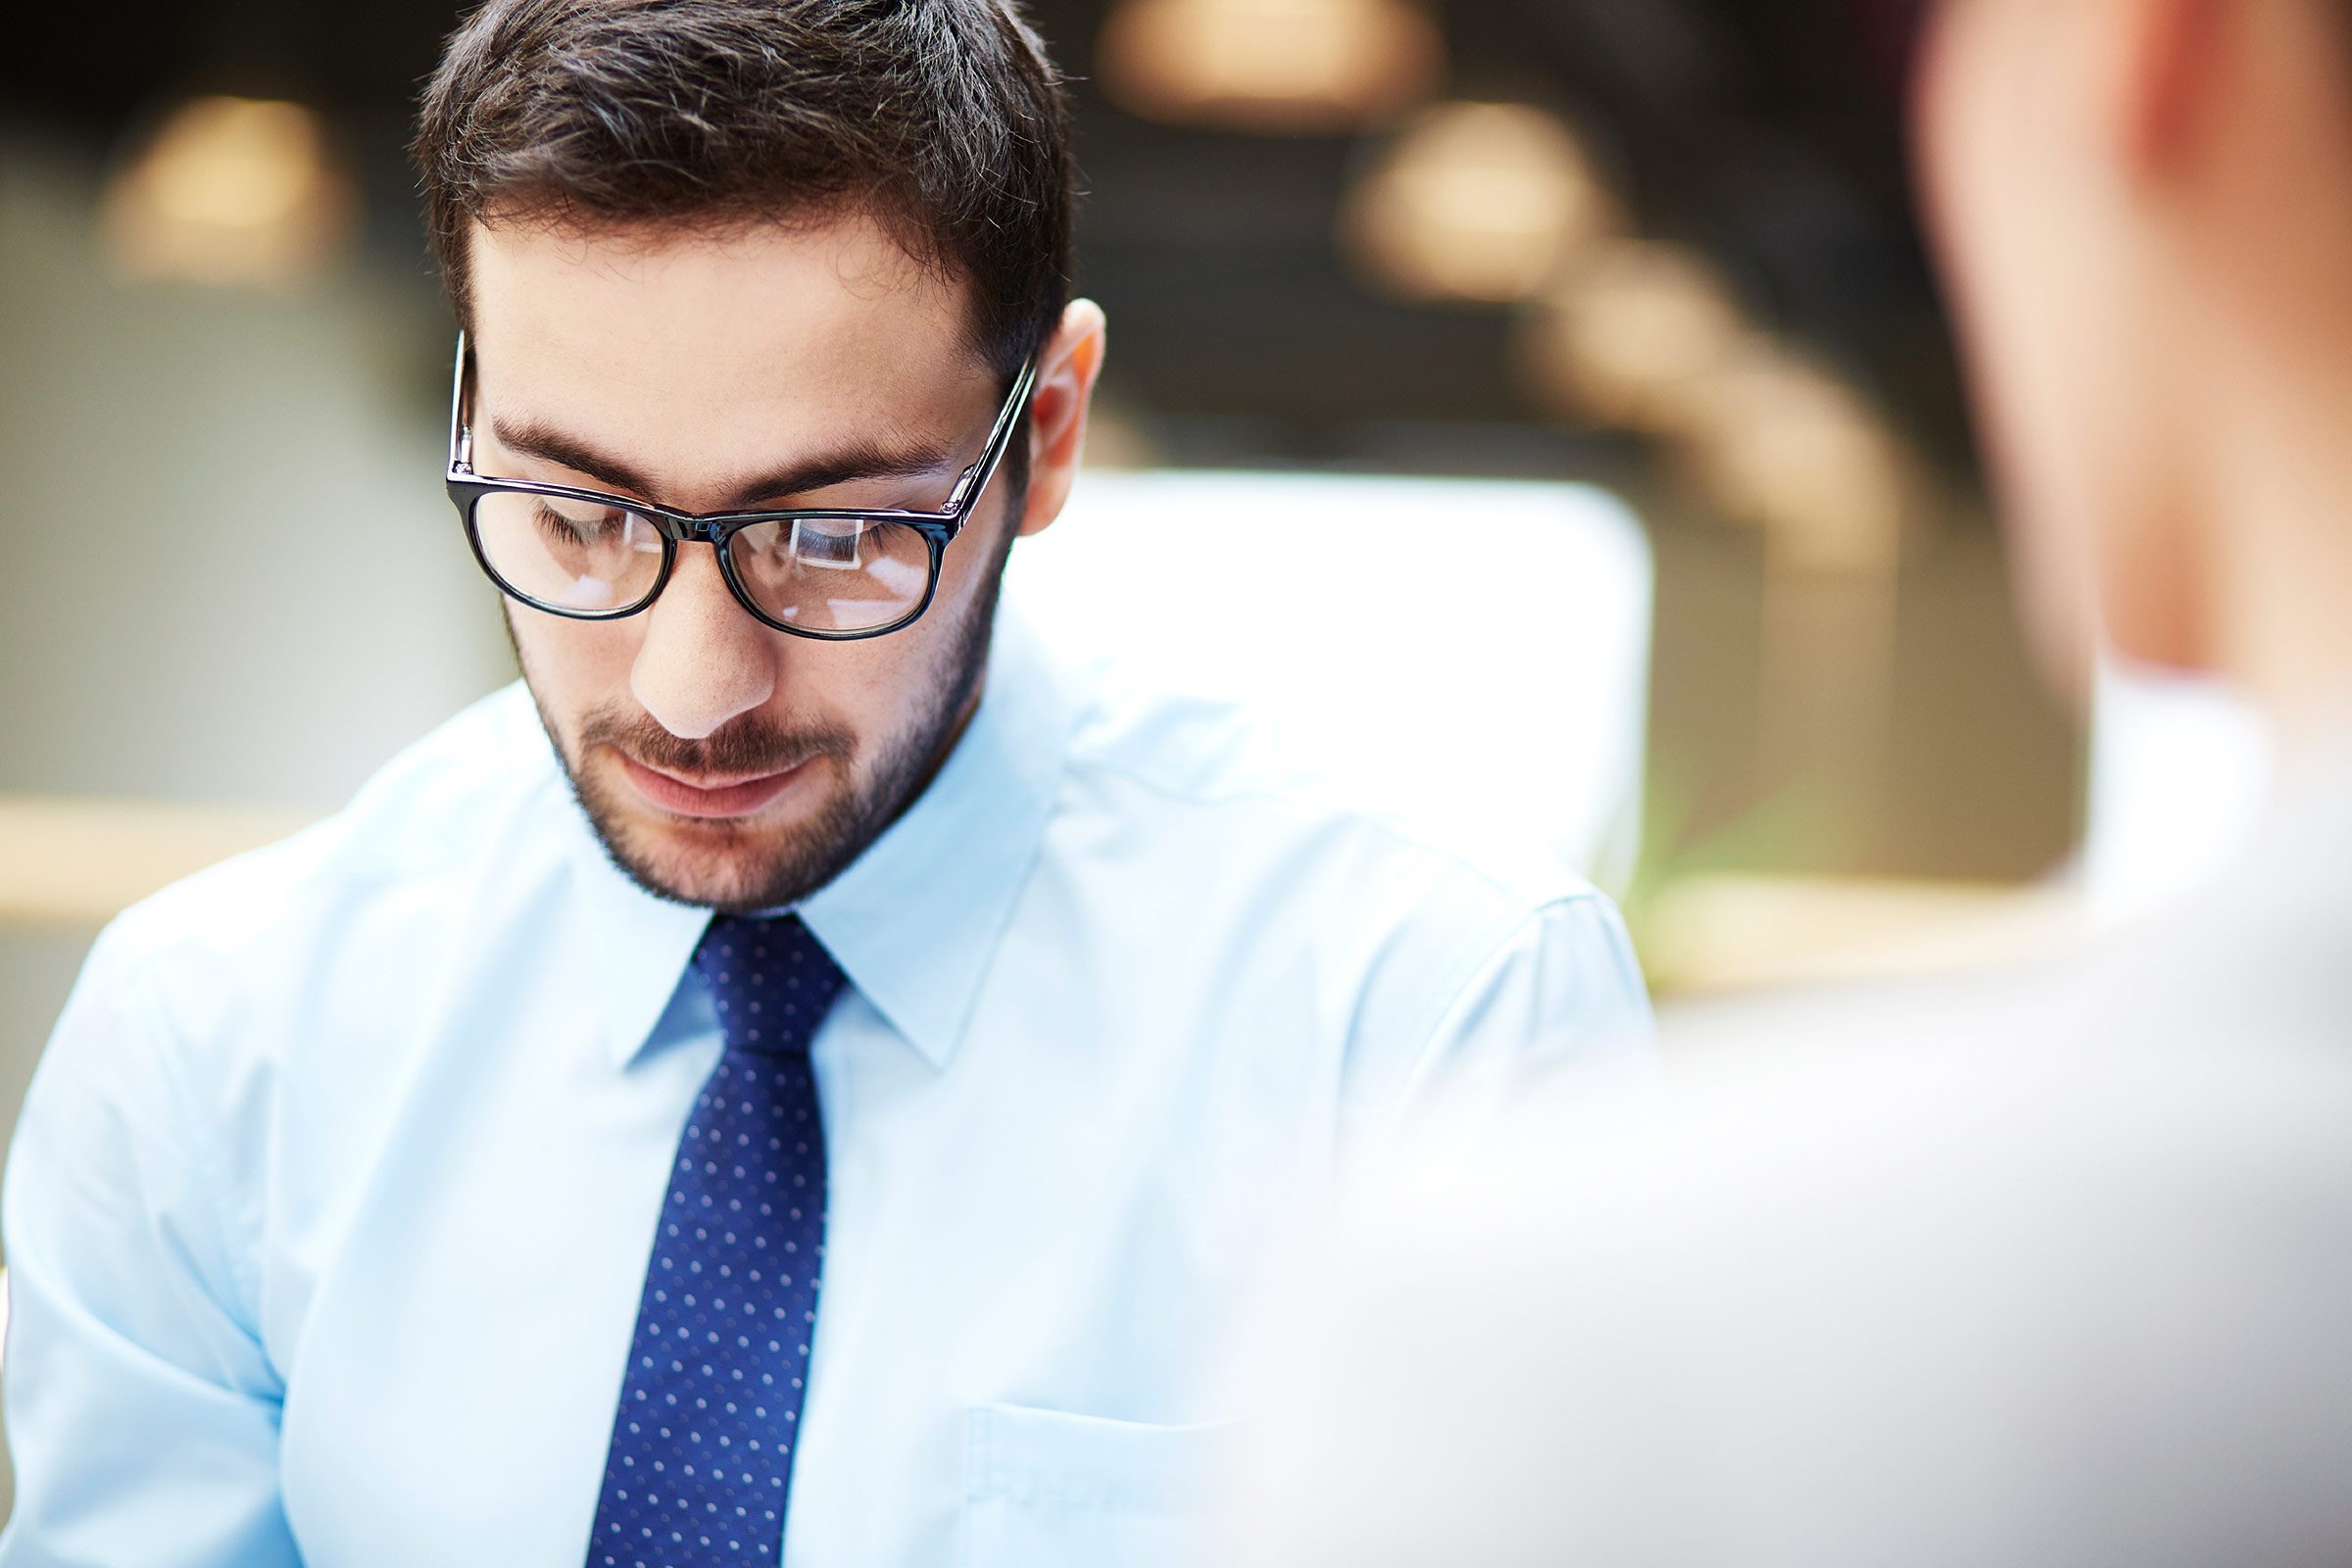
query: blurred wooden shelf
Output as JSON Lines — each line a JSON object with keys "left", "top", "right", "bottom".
{"left": 1642, "top": 872, "right": 2090, "bottom": 997}
{"left": 0, "top": 795, "right": 318, "bottom": 933}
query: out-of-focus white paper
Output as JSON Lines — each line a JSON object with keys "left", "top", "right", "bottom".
{"left": 1005, "top": 470, "right": 1654, "bottom": 895}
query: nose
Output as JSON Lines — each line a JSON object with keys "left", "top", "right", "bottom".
{"left": 629, "top": 545, "right": 779, "bottom": 740}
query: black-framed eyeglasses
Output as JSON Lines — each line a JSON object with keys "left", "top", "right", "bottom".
{"left": 442, "top": 333, "right": 1039, "bottom": 641}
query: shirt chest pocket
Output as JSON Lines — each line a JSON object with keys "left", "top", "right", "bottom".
{"left": 960, "top": 1403, "right": 1239, "bottom": 1568}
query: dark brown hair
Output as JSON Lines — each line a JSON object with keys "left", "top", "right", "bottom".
{"left": 412, "top": 0, "right": 1075, "bottom": 376}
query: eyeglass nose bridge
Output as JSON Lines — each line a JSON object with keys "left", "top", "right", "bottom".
{"left": 651, "top": 519, "right": 758, "bottom": 620}
{"left": 668, "top": 514, "right": 729, "bottom": 546}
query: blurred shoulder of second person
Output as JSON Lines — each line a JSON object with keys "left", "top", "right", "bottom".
{"left": 1221, "top": 0, "right": 2352, "bottom": 1562}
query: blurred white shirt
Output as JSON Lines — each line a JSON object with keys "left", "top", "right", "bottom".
{"left": 1225, "top": 746, "right": 2352, "bottom": 1568}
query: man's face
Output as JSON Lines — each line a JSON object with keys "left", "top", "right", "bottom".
{"left": 466, "top": 214, "right": 1022, "bottom": 911}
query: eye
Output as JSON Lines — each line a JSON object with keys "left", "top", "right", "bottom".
{"left": 789, "top": 516, "right": 869, "bottom": 570}
{"left": 534, "top": 500, "right": 647, "bottom": 548}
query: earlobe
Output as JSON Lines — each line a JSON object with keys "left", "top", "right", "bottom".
{"left": 1015, "top": 299, "right": 1109, "bottom": 539}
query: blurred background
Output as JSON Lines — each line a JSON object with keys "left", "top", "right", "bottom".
{"left": 0, "top": 0, "right": 2274, "bottom": 1449}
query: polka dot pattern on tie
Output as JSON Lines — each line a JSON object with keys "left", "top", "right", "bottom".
{"left": 588, "top": 914, "right": 847, "bottom": 1567}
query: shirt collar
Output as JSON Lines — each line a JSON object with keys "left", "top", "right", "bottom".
{"left": 567, "top": 609, "right": 1076, "bottom": 1072}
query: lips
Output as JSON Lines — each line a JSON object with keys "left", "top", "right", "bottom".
{"left": 614, "top": 750, "right": 813, "bottom": 820}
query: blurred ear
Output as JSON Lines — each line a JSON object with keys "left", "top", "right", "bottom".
{"left": 1012, "top": 299, "right": 1108, "bottom": 539}
{"left": 2112, "top": 0, "right": 2225, "bottom": 178}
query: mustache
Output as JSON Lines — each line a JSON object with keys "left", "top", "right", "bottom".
{"left": 579, "top": 707, "right": 855, "bottom": 780}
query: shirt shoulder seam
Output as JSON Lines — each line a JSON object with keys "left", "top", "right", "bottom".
{"left": 1058, "top": 748, "right": 1609, "bottom": 913}
{"left": 1385, "top": 895, "right": 1648, "bottom": 1121}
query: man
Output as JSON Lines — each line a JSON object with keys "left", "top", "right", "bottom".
{"left": 1227, "top": 0, "right": 2352, "bottom": 1562}
{"left": 0, "top": 2, "right": 1649, "bottom": 1564}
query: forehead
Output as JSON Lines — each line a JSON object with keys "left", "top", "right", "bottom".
{"left": 465, "top": 212, "right": 992, "bottom": 457}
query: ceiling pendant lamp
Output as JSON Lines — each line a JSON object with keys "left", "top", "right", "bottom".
{"left": 1099, "top": 0, "right": 1444, "bottom": 134}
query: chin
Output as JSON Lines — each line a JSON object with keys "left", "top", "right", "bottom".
{"left": 579, "top": 756, "right": 879, "bottom": 914}
{"left": 609, "top": 806, "right": 807, "bottom": 908}
{"left": 621, "top": 825, "right": 797, "bottom": 909}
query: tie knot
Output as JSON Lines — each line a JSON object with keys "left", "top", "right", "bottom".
{"left": 691, "top": 914, "right": 848, "bottom": 1057}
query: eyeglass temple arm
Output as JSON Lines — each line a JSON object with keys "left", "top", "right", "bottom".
{"left": 445, "top": 333, "right": 1031, "bottom": 505}
{"left": 945, "top": 356, "right": 1041, "bottom": 513}
{"left": 448, "top": 330, "right": 474, "bottom": 474}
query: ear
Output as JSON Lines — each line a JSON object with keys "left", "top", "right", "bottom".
{"left": 2112, "top": 0, "right": 2226, "bottom": 177}
{"left": 1012, "top": 299, "right": 1108, "bottom": 540}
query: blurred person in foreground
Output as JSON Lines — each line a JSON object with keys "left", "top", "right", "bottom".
{"left": 0, "top": 2, "right": 1650, "bottom": 1564}
{"left": 1225, "top": 0, "right": 2352, "bottom": 1563}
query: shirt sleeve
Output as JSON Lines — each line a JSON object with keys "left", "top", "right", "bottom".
{"left": 0, "top": 925, "right": 299, "bottom": 1568}
{"left": 1390, "top": 893, "right": 1656, "bottom": 1120}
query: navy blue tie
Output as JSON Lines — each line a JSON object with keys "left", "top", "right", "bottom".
{"left": 589, "top": 915, "right": 847, "bottom": 1567}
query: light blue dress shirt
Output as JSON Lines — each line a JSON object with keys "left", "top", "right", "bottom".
{"left": 0, "top": 614, "right": 1651, "bottom": 1567}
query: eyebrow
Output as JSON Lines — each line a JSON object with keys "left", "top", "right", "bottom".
{"left": 485, "top": 416, "right": 963, "bottom": 513}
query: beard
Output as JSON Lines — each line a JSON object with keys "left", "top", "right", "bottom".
{"left": 519, "top": 526, "right": 1012, "bottom": 915}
